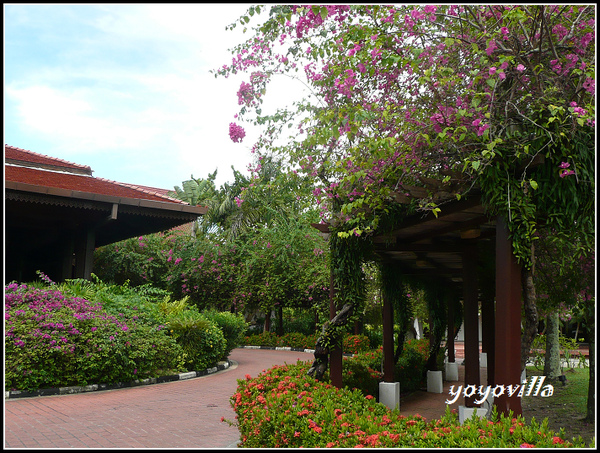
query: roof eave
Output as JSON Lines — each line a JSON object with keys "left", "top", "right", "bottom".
{"left": 4, "top": 181, "right": 207, "bottom": 215}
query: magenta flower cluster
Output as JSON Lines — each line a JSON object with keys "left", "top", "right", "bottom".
{"left": 229, "top": 122, "right": 246, "bottom": 143}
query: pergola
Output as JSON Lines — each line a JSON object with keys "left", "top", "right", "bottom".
{"left": 314, "top": 188, "right": 524, "bottom": 417}
{"left": 5, "top": 145, "right": 206, "bottom": 283}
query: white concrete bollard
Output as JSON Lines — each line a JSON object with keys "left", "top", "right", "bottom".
{"left": 427, "top": 370, "right": 444, "bottom": 393}
{"left": 379, "top": 381, "right": 400, "bottom": 411}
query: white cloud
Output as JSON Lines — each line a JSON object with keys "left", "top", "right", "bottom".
{"left": 4, "top": 4, "right": 266, "bottom": 189}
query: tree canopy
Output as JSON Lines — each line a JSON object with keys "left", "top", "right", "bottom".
{"left": 215, "top": 5, "right": 595, "bottom": 267}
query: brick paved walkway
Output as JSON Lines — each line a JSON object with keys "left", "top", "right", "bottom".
{"left": 4, "top": 344, "right": 590, "bottom": 449}
{"left": 4, "top": 348, "right": 312, "bottom": 449}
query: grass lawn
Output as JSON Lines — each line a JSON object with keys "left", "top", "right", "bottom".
{"left": 522, "top": 365, "right": 594, "bottom": 446}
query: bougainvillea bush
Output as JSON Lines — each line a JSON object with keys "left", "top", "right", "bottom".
{"left": 227, "top": 361, "right": 588, "bottom": 448}
{"left": 5, "top": 283, "right": 184, "bottom": 391}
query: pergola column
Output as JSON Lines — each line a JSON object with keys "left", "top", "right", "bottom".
{"left": 494, "top": 216, "right": 523, "bottom": 416}
{"left": 382, "top": 287, "right": 395, "bottom": 382}
{"left": 447, "top": 295, "right": 456, "bottom": 363}
{"left": 74, "top": 227, "right": 95, "bottom": 279}
{"left": 462, "top": 243, "right": 480, "bottom": 407}
{"left": 329, "top": 268, "right": 343, "bottom": 389}
{"left": 481, "top": 294, "right": 495, "bottom": 386}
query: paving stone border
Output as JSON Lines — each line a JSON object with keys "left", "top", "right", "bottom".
{"left": 4, "top": 360, "right": 231, "bottom": 400}
{"left": 238, "top": 344, "right": 354, "bottom": 357}
{"left": 238, "top": 345, "right": 316, "bottom": 354}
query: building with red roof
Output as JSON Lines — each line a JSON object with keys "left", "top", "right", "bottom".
{"left": 5, "top": 145, "right": 206, "bottom": 282}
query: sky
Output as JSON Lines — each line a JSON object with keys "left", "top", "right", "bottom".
{"left": 4, "top": 3, "right": 303, "bottom": 191}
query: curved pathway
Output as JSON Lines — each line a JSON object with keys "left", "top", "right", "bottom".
{"left": 4, "top": 348, "right": 314, "bottom": 449}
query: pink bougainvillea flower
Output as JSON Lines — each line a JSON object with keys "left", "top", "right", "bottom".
{"left": 486, "top": 39, "right": 497, "bottom": 56}
{"left": 229, "top": 122, "right": 246, "bottom": 143}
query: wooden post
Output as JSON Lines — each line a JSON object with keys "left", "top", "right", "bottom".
{"left": 481, "top": 294, "right": 495, "bottom": 386}
{"left": 74, "top": 228, "right": 95, "bottom": 279}
{"left": 447, "top": 294, "right": 456, "bottom": 363}
{"left": 494, "top": 216, "right": 523, "bottom": 416}
{"left": 382, "top": 288, "right": 395, "bottom": 382}
{"left": 329, "top": 268, "right": 343, "bottom": 388}
{"left": 462, "top": 243, "right": 480, "bottom": 407}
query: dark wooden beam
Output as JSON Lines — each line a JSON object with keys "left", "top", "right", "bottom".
{"left": 382, "top": 288, "right": 395, "bottom": 382}
{"left": 494, "top": 216, "right": 523, "bottom": 417}
{"left": 329, "top": 268, "right": 343, "bottom": 389}
{"left": 401, "top": 215, "right": 491, "bottom": 244}
{"left": 383, "top": 196, "right": 483, "bottom": 236}
{"left": 462, "top": 243, "right": 480, "bottom": 407}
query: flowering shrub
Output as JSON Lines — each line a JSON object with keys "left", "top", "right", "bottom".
{"left": 277, "top": 332, "right": 319, "bottom": 350}
{"left": 227, "top": 361, "right": 588, "bottom": 448}
{"left": 5, "top": 283, "right": 183, "bottom": 391}
{"left": 240, "top": 331, "right": 370, "bottom": 353}
{"left": 397, "top": 339, "right": 431, "bottom": 391}
{"left": 342, "top": 334, "right": 371, "bottom": 354}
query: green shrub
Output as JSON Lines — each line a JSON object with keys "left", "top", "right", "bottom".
{"left": 227, "top": 361, "right": 589, "bottom": 448}
{"left": 5, "top": 283, "right": 183, "bottom": 391}
{"left": 396, "top": 339, "right": 430, "bottom": 392}
{"left": 276, "top": 308, "right": 319, "bottom": 336}
{"left": 337, "top": 355, "right": 382, "bottom": 398}
{"left": 241, "top": 331, "right": 280, "bottom": 347}
{"left": 363, "top": 324, "right": 383, "bottom": 349}
{"left": 277, "top": 332, "right": 318, "bottom": 350}
{"left": 58, "top": 276, "right": 168, "bottom": 325}
{"left": 203, "top": 309, "right": 248, "bottom": 360}
{"left": 166, "top": 310, "right": 226, "bottom": 371}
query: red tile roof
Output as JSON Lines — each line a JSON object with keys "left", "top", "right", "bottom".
{"left": 5, "top": 145, "right": 187, "bottom": 205}
{"left": 5, "top": 145, "right": 93, "bottom": 174}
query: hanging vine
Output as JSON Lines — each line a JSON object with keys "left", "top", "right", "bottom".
{"left": 307, "top": 231, "right": 371, "bottom": 380}
{"left": 378, "top": 261, "right": 413, "bottom": 364}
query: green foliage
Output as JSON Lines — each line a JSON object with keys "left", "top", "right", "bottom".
{"left": 202, "top": 309, "right": 248, "bottom": 359}
{"left": 93, "top": 233, "right": 174, "bottom": 287}
{"left": 276, "top": 307, "right": 319, "bottom": 336}
{"left": 363, "top": 324, "right": 383, "bottom": 349}
{"left": 229, "top": 361, "right": 589, "bottom": 448}
{"left": 530, "top": 333, "right": 589, "bottom": 371}
{"left": 93, "top": 202, "right": 330, "bottom": 318}
{"left": 241, "top": 331, "right": 280, "bottom": 347}
{"left": 159, "top": 298, "right": 227, "bottom": 371}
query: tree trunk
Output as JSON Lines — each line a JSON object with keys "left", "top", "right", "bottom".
{"left": 263, "top": 310, "right": 271, "bottom": 333}
{"left": 520, "top": 245, "right": 538, "bottom": 373}
{"left": 585, "top": 313, "right": 595, "bottom": 422}
{"left": 277, "top": 305, "right": 284, "bottom": 336}
{"left": 543, "top": 312, "right": 561, "bottom": 379}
